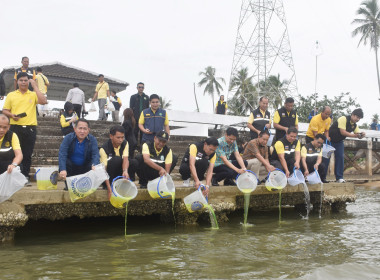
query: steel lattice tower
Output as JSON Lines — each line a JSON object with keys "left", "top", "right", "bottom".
{"left": 228, "top": 0, "right": 298, "bottom": 112}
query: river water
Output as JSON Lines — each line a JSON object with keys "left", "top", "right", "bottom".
{"left": 1, "top": 186, "right": 379, "bottom": 280}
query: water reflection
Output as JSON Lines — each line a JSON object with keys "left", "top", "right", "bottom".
{"left": 0, "top": 187, "right": 379, "bottom": 279}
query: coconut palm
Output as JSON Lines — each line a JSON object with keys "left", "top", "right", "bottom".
{"left": 229, "top": 67, "right": 258, "bottom": 115}
{"left": 198, "top": 66, "right": 225, "bottom": 112}
{"left": 352, "top": 0, "right": 380, "bottom": 98}
{"left": 159, "top": 96, "right": 172, "bottom": 110}
{"left": 258, "top": 74, "right": 289, "bottom": 109}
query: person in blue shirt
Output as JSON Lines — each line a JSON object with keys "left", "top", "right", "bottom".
{"left": 370, "top": 118, "right": 378, "bottom": 130}
{"left": 58, "top": 119, "right": 100, "bottom": 190}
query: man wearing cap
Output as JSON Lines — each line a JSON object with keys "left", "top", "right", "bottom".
{"left": 66, "top": 83, "right": 86, "bottom": 118}
{"left": 329, "top": 108, "right": 365, "bottom": 183}
{"left": 301, "top": 134, "right": 328, "bottom": 183}
{"left": 2, "top": 72, "right": 47, "bottom": 185}
{"left": 92, "top": 74, "right": 110, "bottom": 121}
{"left": 0, "top": 114, "right": 23, "bottom": 174}
{"left": 273, "top": 97, "right": 298, "bottom": 142}
{"left": 135, "top": 131, "right": 177, "bottom": 188}
{"left": 247, "top": 96, "right": 271, "bottom": 139}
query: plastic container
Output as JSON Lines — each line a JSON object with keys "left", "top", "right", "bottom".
{"left": 306, "top": 169, "right": 321, "bottom": 185}
{"left": 236, "top": 170, "right": 258, "bottom": 193}
{"left": 183, "top": 185, "right": 208, "bottom": 213}
{"left": 267, "top": 134, "right": 275, "bottom": 147}
{"left": 147, "top": 174, "right": 175, "bottom": 199}
{"left": 35, "top": 167, "right": 59, "bottom": 190}
{"left": 322, "top": 140, "right": 335, "bottom": 158}
{"left": 265, "top": 169, "right": 287, "bottom": 191}
{"left": 110, "top": 176, "right": 138, "bottom": 209}
{"left": 287, "top": 168, "right": 305, "bottom": 186}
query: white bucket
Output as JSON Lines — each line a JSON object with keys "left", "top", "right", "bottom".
{"left": 236, "top": 170, "right": 258, "bottom": 193}
{"left": 183, "top": 185, "right": 208, "bottom": 213}
{"left": 147, "top": 174, "right": 175, "bottom": 199}
{"left": 110, "top": 176, "right": 138, "bottom": 209}
{"left": 306, "top": 170, "right": 321, "bottom": 185}
{"left": 322, "top": 142, "right": 335, "bottom": 158}
{"left": 267, "top": 134, "right": 275, "bottom": 147}
{"left": 287, "top": 168, "right": 305, "bottom": 186}
{"left": 265, "top": 169, "right": 287, "bottom": 191}
{"left": 35, "top": 166, "right": 59, "bottom": 190}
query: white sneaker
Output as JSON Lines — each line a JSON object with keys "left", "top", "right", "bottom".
{"left": 183, "top": 178, "right": 190, "bottom": 187}
{"left": 336, "top": 179, "right": 346, "bottom": 183}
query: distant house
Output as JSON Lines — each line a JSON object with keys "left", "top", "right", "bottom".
{"left": 1, "top": 62, "right": 129, "bottom": 101}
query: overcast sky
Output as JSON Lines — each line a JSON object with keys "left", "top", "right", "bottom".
{"left": 0, "top": 0, "right": 378, "bottom": 124}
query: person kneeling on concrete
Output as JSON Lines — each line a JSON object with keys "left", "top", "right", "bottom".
{"left": 242, "top": 130, "right": 275, "bottom": 181}
{"left": 58, "top": 119, "right": 100, "bottom": 190}
{"left": 212, "top": 127, "right": 247, "bottom": 186}
{"left": 0, "top": 114, "right": 23, "bottom": 174}
{"left": 99, "top": 126, "right": 138, "bottom": 194}
{"left": 179, "top": 137, "right": 219, "bottom": 189}
{"left": 135, "top": 131, "right": 178, "bottom": 188}
{"left": 270, "top": 126, "right": 300, "bottom": 178}
{"left": 301, "top": 133, "right": 328, "bottom": 183}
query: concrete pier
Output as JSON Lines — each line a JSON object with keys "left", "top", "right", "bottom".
{"left": 0, "top": 181, "right": 355, "bottom": 242}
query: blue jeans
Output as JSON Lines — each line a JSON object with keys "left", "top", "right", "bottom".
{"left": 331, "top": 140, "right": 344, "bottom": 180}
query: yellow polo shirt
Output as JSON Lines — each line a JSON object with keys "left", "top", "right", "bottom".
{"left": 189, "top": 144, "right": 216, "bottom": 164}
{"left": 35, "top": 73, "right": 49, "bottom": 94}
{"left": 142, "top": 143, "right": 173, "bottom": 164}
{"left": 306, "top": 113, "right": 331, "bottom": 139}
{"left": 274, "top": 140, "right": 301, "bottom": 154}
{"left": 273, "top": 110, "right": 299, "bottom": 125}
{"left": 99, "top": 143, "right": 129, "bottom": 167}
{"left": 96, "top": 82, "right": 109, "bottom": 99}
{"left": 139, "top": 110, "right": 169, "bottom": 125}
{"left": 0, "top": 133, "right": 21, "bottom": 150}
{"left": 301, "top": 146, "right": 322, "bottom": 158}
{"left": 337, "top": 116, "right": 360, "bottom": 133}
{"left": 3, "top": 90, "right": 38, "bottom": 126}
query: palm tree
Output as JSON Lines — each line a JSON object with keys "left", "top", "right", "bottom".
{"left": 198, "top": 66, "right": 225, "bottom": 112}
{"left": 229, "top": 67, "right": 257, "bottom": 115}
{"left": 352, "top": 0, "right": 380, "bottom": 98}
{"left": 159, "top": 96, "right": 172, "bottom": 109}
{"left": 258, "top": 74, "right": 289, "bottom": 109}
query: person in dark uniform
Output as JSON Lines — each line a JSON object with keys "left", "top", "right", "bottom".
{"left": 179, "top": 137, "right": 219, "bottom": 189}
{"left": 13, "top": 57, "right": 36, "bottom": 91}
{"left": 273, "top": 97, "right": 299, "bottom": 142}
{"left": 129, "top": 82, "right": 149, "bottom": 143}
{"left": 110, "top": 90, "right": 122, "bottom": 122}
{"left": 329, "top": 108, "right": 365, "bottom": 183}
{"left": 214, "top": 95, "right": 227, "bottom": 129}
{"left": 135, "top": 131, "right": 178, "bottom": 188}
{"left": 270, "top": 126, "right": 301, "bottom": 178}
{"left": 247, "top": 96, "right": 271, "bottom": 139}
{"left": 60, "top": 102, "right": 78, "bottom": 136}
{"left": 301, "top": 134, "right": 327, "bottom": 183}
{"left": 0, "top": 114, "right": 23, "bottom": 174}
{"left": 122, "top": 108, "right": 137, "bottom": 158}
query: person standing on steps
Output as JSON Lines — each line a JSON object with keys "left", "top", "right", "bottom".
{"left": 92, "top": 74, "right": 110, "bottom": 121}
{"left": 66, "top": 83, "right": 86, "bottom": 118}
{"left": 129, "top": 82, "right": 149, "bottom": 144}
{"left": 13, "top": 56, "right": 35, "bottom": 91}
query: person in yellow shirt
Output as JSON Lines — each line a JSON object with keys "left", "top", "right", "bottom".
{"left": 13, "top": 56, "right": 36, "bottom": 91}
{"left": 270, "top": 127, "right": 301, "bottom": 178}
{"left": 247, "top": 96, "right": 271, "bottom": 139}
{"left": 214, "top": 95, "right": 227, "bottom": 129}
{"left": 2, "top": 72, "right": 47, "bottom": 183}
{"left": 35, "top": 67, "right": 50, "bottom": 117}
{"left": 60, "top": 102, "right": 78, "bottom": 135}
{"left": 99, "top": 126, "right": 138, "bottom": 198}
{"left": 306, "top": 106, "right": 331, "bottom": 143}
{"left": 135, "top": 131, "right": 177, "bottom": 188}
{"left": 0, "top": 114, "right": 23, "bottom": 174}
{"left": 110, "top": 90, "right": 122, "bottom": 122}
{"left": 273, "top": 97, "right": 298, "bottom": 142}
{"left": 301, "top": 134, "right": 328, "bottom": 183}
{"left": 138, "top": 94, "right": 170, "bottom": 144}
{"left": 92, "top": 74, "right": 110, "bottom": 121}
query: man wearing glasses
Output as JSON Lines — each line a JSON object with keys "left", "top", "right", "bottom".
{"left": 129, "top": 82, "right": 149, "bottom": 143}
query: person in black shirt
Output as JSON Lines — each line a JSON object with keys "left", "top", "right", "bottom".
{"left": 129, "top": 82, "right": 149, "bottom": 144}
{"left": 122, "top": 108, "right": 137, "bottom": 158}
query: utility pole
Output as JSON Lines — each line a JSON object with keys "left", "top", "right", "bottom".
{"left": 193, "top": 83, "right": 200, "bottom": 112}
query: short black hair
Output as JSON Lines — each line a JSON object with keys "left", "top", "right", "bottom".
{"left": 285, "top": 97, "right": 294, "bottom": 104}
{"left": 73, "top": 83, "right": 79, "bottom": 87}
{"left": 110, "top": 125, "right": 125, "bottom": 135}
{"left": 287, "top": 126, "right": 298, "bottom": 134}
{"left": 259, "top": 130, "right": 270, "bottom": 137}
{"left": 98, "top": 74, "right": 104, "bottom": 78}
{"left": 315, "top": 134, "right": 326, "bottom": 141}
{"left": 21, "top": 56, "right": 29, "bottom": 61}
{"left": 205, "top": 137, "right": 219, "bottom": 146}
{"left": 352, "top": 108, "right": 364, "bottom": 118}
{"left": 75, "top": 118, "right": 90, "bottom": 128}
{"left": 16, "top": 72, "right": 29, "bottom": 80}
{"left": 137, "top": 82, "right": 144, "bottom": 87}
{"left": 111, "top": 90, "right": 116, "bottom": 94}
{"left": 36, "top": 67, "right": 42, "bottom": 72}
{"left": 259, "top": 96, "right": 269, "bottom": 102}
{"left": 226, "top": 127, "right": 239, "bottom": 138}
{"left": 150, "top": 94, "right": 160, "bottom": 101}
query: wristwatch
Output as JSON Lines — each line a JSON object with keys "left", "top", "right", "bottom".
{"left": 12, "top": 163, "right": 18, "bottom": 167}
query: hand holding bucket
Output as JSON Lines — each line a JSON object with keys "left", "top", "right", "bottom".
{"left": 265, "top": 169, "right": 287, "bottom": 191}
{"left": 183, "top": 185, "right": 209, "bottom": 213}
{"left": 110, "top": 176, "right": 138, "bottom": 209}
{"left": 306, "top": 168, "right": 322, "bottom": 185}
{"left": 322, "top": 139, "right": 335, "bottom": 159}
{"left": 287, "top": 167, "right": 305, "bottom": 186}
{"left": 147, "top": 174, "right": 175, "bottom": 199}
{"left": 236, "top": 170, "right": 258, "bottom": 193}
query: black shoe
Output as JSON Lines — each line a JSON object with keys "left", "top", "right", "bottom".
{"left": 257, "top": 179, "right": 262, "bottom": 185}
{"left": 224, "top": 179, "right": 236, "bottom": 186}
{"left": 322, "top": 179, "right": 329, "bottom": 183}
{"left": 211, "top": 177, "right": 219, "bottom": 186}
{"left": 140, "top": 182, "right": 147, "bottom": 189}
{"left": 63, "top": 186, "right": 68, "bottom": 191}
{"left": 260, "top": 179, "right": 267, "bottom": 184}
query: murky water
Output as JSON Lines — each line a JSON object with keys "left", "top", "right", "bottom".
{"left": 1, "top": 186, "right": 380, "bottom": 279}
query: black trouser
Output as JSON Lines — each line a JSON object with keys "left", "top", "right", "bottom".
{"left": 133, "top": 123, "right": 143, "bottom": 146}
{"left": 301, "top": 161, "right": 327, "bottom": 181}
{"left": 213, "top": 160, "right": 248, "bottom": 182}
{"left": 270, "top": 158, "right": 295, "bottom": 173}
{"left": 73, "top": 104, "right": 82, "bottom": 118}
{"left": 10, "top": 125, "right": 36, "bottom": 178}
{"left": 65, "top": 159, "right": 92, "bottom": 177}
{"left": 106, "top": 156, "right": 138, "bottom": 183}
{"left": 179, "top": 158, "right": 210, "bottom": 181}
{"left": 0, "top": 160, "right": 12, "bottom": 174}
{"left": 135, "top": 154, "right": 178, "bottom": 185}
